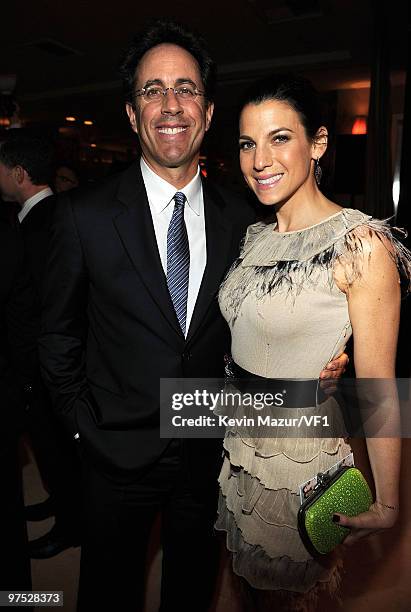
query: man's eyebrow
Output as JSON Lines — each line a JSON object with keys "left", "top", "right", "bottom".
{"left": 174, "top": 78, "right": 197, "bottom": 86}
{"left": 140, "top": 77, "right": 198, "bottom": 89}
{"left": 140, "top": 79, "right": 163, "bottom": 89}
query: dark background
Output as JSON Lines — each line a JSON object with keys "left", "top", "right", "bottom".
{"left": 0, "top": 0, "right": 407, "bottom": 199}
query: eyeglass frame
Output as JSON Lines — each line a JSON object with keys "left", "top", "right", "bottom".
{"left": 133, "top": 79, "right": 206, "bottom": 104}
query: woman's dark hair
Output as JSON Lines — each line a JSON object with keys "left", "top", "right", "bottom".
{"left": 119, "top": 19, "right": 216, "bottom": 106}
{"left": 240, "top": 74, "right": 325, "bottom": 141}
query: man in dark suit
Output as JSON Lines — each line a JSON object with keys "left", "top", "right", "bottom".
{"left": 38, "top": 20, "right": 346, "bottom": 611}
{"left": 0, "top": 129, "right": 81, "bottom": 558}
{"left": 0, "top": 215, "right": 37, "bottom": 593}
{"left": 0, "top": 131, "right": 55, "bottom": 287}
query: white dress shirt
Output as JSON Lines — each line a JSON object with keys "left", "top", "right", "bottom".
{"left": 140, "top": 157, "right": 207, "bottom": 336}
{"left": 18, "top": 187, "right": 53, "bottom": 223}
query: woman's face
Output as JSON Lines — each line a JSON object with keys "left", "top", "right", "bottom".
{"left": 239, "top": 99, "right": 320, "bottom": 207}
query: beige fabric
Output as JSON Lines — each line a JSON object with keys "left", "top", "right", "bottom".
{"left": 215, "top": 208, "right": 410, "bottom": 595}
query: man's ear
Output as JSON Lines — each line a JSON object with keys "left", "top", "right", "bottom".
{"left": 13, "top": 165, "right": 26, "bottom": 185}
{"left": 125, "top": 103, "right": 138, "bottom": 134}
{"left": 312, "top": 126, "right": 328, "bottom": 160}
{"left": 205, "top": 101, "right": 214, "bottom": 133}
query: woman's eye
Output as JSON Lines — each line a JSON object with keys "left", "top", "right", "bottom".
{"left": 273, "top": 134, "right": 289, "bottom": 143}
{"left": 239, "top": 141, "right": 254, "bottom": 150}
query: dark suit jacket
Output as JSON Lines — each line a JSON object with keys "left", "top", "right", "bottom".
{"left": 39, "top": 162, "right": 254, "bottom": 484}
{"left": 19, "top": 194, "right": 56, "bottom": 295}
{"left": 0, "top": 218, "right": 38, "bottom": 445}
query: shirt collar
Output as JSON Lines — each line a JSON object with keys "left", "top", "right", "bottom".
{"left": 140, "top": 157, "right": 201, "bottom": 215}
{"left": 18, "top": 187, "right": 53, "bottom": 223}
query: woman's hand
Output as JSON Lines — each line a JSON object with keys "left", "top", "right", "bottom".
{"left": 333, "top": 501, "right": 399, "bottom": 546}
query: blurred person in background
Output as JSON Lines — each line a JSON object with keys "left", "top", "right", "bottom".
{"left": 0, "top": 129, "right": 82, "bottom": 559}
{"left": 0, "top": 215, "right": 37, "bottom": 594}
{"left": 54, "top": 163, "right": 81, "bottom": 193}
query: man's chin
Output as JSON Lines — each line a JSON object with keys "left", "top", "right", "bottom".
{"left": 160, "top": 152, "right": 191, "bottom": 168}
{"left": 156, "top": 153, "right": 198, "bottom": 170}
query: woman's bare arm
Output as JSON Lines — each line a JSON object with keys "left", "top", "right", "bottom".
{"left": 333, "top": 229, "right": 401, "bottom": 542}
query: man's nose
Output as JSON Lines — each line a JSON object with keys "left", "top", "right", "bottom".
{"left": 161, "top": 89, "right": 183, "bottom": 113}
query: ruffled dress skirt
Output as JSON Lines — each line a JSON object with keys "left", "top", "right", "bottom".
{"left": 215, "top": 424, "right": 352, "bottom": 607}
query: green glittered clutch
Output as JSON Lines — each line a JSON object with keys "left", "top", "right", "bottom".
{"left": 297, "top": 466, "right": 373, "bottom": 556}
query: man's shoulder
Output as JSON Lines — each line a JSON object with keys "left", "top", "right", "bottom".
{"left": 51, "top": 163, "right": 141, "bottom": 229}
{"left": 203, "top": 178, "right": 245, "bottom": 205}
{"left": 202, "top": 178, "right": 255, "bottom": 224}
{"left": 23, "top": 193, "right": 56, "bottom": 228}
{"left": 63, "top": 170, "right": 125, "bottom": 210}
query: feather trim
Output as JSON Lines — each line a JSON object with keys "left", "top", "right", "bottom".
{"left": 220, "top": 208, "right": 411, "bottom": 326}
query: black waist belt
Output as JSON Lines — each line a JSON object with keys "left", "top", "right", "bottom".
{"left": 225, "top": 358, "right": 327, "bottom": 408}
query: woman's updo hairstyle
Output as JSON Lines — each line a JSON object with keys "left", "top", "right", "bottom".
{"left": 239, "top": 73, "right": 325, "bottom": 143}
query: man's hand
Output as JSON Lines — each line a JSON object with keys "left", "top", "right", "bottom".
{"left": 319, "top": 352, "right": 349, "bottom": 380}
{"left": 319, "top": 352, "right": 349, "bottom": 394}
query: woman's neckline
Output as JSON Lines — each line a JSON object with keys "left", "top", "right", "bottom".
{"left": 273, "top": 209, "right": 344, "bottom": 235}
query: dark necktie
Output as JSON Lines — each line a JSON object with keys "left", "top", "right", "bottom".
{"left": 167, "top": 192, "right": 190, "bottom": 334}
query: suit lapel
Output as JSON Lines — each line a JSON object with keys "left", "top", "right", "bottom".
{"left": 113, "top": 162, "right": 183, "bottom": 339}
{"left": 186, "top": 179, "right": 232, "bottom": 343}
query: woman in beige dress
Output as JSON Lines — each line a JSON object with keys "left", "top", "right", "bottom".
{"left": 215, "top": 74, "right": 411, "bottom": 611}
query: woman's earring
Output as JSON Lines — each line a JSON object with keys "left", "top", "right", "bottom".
{"left": 314, "top": 157, "right": 322, "bottom": 185}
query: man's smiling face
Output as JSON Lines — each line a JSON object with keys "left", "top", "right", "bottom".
{"left": 126, "top": 43, "right": 214, "bottom": 180}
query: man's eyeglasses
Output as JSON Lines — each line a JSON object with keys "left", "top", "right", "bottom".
{"left": 134, "top": 84, "right": 205, "bottom": 103}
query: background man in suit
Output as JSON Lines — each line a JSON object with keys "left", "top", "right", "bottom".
{"left": 0, "top": 215, "right": 37, "bottom": 594}
{"left": 0, "top": 129, "right": 81, "bottom": 559}
{"left": 39, "top": 20, "right": 347, "bottom": 611}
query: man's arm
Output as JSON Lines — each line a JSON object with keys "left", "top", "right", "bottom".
{"left": 6, "top": 237, "right": 39, "bottom": 390}
{"left": 38, "top": 194, "right": 89, "bottom": 438}
{"left": 4, "top": 232, "right": 39, "bottom": 428}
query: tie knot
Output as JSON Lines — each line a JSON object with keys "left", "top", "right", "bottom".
{"left": 174, "top": 192, "right": 186, "bottom": 208}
